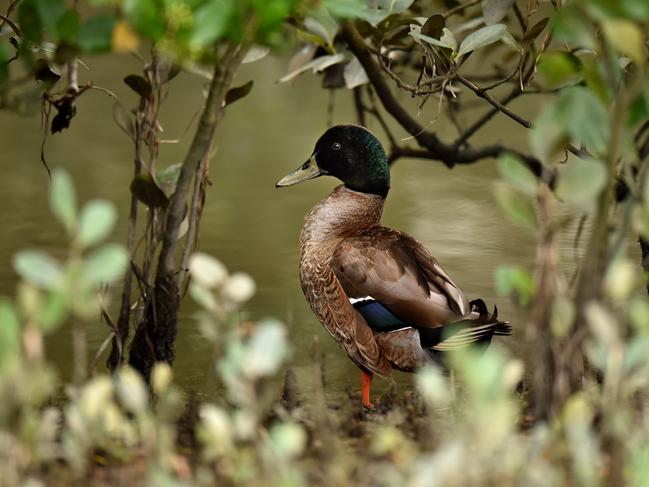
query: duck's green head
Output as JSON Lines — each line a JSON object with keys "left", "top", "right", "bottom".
{"left": 276, "top": 124, "right": 390, "bottom": 197}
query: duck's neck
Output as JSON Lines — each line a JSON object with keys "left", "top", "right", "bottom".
{"left": 300, "top": 185, "right": 385, "bottom": 246}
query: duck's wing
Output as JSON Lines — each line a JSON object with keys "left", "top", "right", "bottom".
{"left": 332, "top": 227, "right": 470, "bottom": 330}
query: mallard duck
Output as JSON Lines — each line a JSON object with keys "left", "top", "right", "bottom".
{"left": 276, "top": 124, "right": 511, "bottom": 408}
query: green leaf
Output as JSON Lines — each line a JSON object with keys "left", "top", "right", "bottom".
{"left": 130, "top": 174, "right": 169, "bottom": 208}
{"left": 56, "top": 9, "right": 80, "bottom": 43}
{"left": 123, "top": 0, "right": 166, "bottom": 40}
{"left": 77, "top": 200, "right": 117, "bottom": 247}
{"left": 50, "top": 169, "right": 77, "bottom": 234}
{"left": 494, "top": 265, "right": 534, "bottom": 305}
{"left": 82, "top": 244, "right": 128, "bottom": 286}
{"left": 531, "top": 87, "right": 609, "bottom": 161}
{"left": 411, "top": 29, "right": 457, "bottom": 51}
{"left": 497, "top": 153, "right": 538, "bottom": 196}
{"left": 155, "top": 163, "right": 183, "bottom": 197}
{"left": 324, "top": 0, "right": 365, "bottom": 19}
{"left": 18, "top": 1, "right": 43, "bottom": 44}
{"left": 457, "top": 24, "right": 507, "bottom": 57}
{"left": 13, "top": 251, "right": 63, "bottom": 289}
{"left": 189, "top": 0, "right": 234, "bottom": 48}
{"left": 482, "top": 0, "right": 515, "bottom": 25}
{"left": 32, "top": 0, "right": 65, "bottom": 33}
{"left": 555, "top": 157, "right": 608, "bottom": 211}
{"left": 559, "top": 87, "right": 609, "bottom": 155}
{"left": 0, "top": 298, "right": 21, "bottom": 369}
{"left": 493, "top": 182, "right": 537, "bottom": 228}
{"left": 124, "top": 74, "right": 152, "bottom": 98}
{"left": 601, "top": 18, "right": 647, "bottom": 65}
{"left": 629, "top": 92, "right": 649, "bottom": 127}
{"left": 538, "top": 51, "right": 580, "bottom": 85}
{"left": 225, "top": 80, "right": 254, "bottom": 106}
{"left": 77, "top": 14, "right": 116, "bottom": 53}
{"left": 38, "top": 290, "right": 69, "bottom": 332}
{"left": 303, "top": 7, "right": 339, "bottom": 48}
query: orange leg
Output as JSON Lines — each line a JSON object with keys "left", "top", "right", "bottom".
{"left": 361, "top": 370, "right": 374, "bottom": 409}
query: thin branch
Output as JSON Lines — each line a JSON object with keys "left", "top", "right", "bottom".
{"left": 457, "top": 76, "right": 532, "bottom": 129}
{"left": 341, "top": 21, "right": 545, "bottom": 176}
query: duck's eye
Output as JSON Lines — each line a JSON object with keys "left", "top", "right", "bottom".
{"left": 332, "top": 142, "right": 342, "bottom": 151}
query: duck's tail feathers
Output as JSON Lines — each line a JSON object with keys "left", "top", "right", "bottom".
{"left": 419, "top": 304, "right": 511, "bottom": 352}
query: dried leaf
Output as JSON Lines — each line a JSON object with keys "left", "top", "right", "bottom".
{"left": 124, "top": 74, "right": 151, "bottom": 98}
{"left": 112, "top": 100, "right": 134, "bottom": 139}
{"left": 421, "top": 14, "right": 444, "bottom": 39}
{"left": 225, "top": 80, "right": 253, "bottom": 106}
{"left": 130, "top": 174, "right": 169, "bottom": 208}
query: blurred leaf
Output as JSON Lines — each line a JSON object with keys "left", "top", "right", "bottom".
{"left": 551, "top": 299, "right": 575, "bottom": 338}
{"left": 421, "top": 14, "right": 445, "bottom": 39}
{"left": 523, "top": 17, "right": 549, "bottom": 45}
{"left": 32, "top": 0, "right": 65, "bottom": 33}
{"left": 111, "top": 19, "right": 139, "bottom": 53}
{"left": 225, "top": 80, "right": 254, "bottom": 106}
{"left": 416, "top": 364, "right": 451, "bottom": 406}
{"left": 122, "top": 0, "right": 166, "bottom": 40}
{"left": 362, "top": 0, "right": 414, "bottom": 26}
{"left": 604, "top": 258, "right": 636, "bottom": 302}
{"left": 82, "top": 244, "right": 128, "bottom": 286}
{"left": 343, "top": 56, "right": 368, "bottom": 89}
{"left": 538, "top": 51, "right": 581, "bottom": 85}
{"left": 493, "top": 182, "right": 537, "bottom": 228}
{"left": 77, "top": 200, "right": 117, "bottom": 247}
{"left": 532, "top": 87, "right": 609, "bottom": 161}
{"left": 242, "top": 45, "right": 270, "bottom": 64}
{"left": 555, "top": 158, "right": 607, "bottom": 211}
{"left": 497, "top": 153, "right": 538, "bottom": 196}
{"left": 50, "top": 169, "right": 77, "bottom": 234}
{"left": 241, "top": 320, "right": 287, "bottom": 378}
{"left": 77, "top": 14, "right": 116, "bottom": 53}
{"left": 270, "top": 422, "right": 306, "bottom": 459}
{"left": 130, "top": 174, "right": 169, "bottom": 208}
{"left": 601, "top": 18, "right": 647, "bottom": 65}
{"left": 629, "top": 92, "right": 649, "bottom": 127}
{"left": 39, "top": 290, "right": 69, "bottom": 332}
{"left": 482, "top": 0, "right": 514, "bottom": 25}
{"left": 13, "top": 251, "right": 63, "bottom": 289}
{"left": 124, "top": 74, "right": 152, "bottom": 98}
{"left": 222, "top": 272, "right": 256, "bottom": 303}
{"left": 495, "top": 265, "right": 534, "bottom": 305}
{"left": 324, "top": 0, "right": 366, "bottom": 18}
{"left": 189, "top": 252, "right": 228, "bottom": 289}
{"left": 551, "top": 5, "right": 595, "bottom": 49}
{"left": 0, "top": 298, "right": 21, "bottom": 369}
{"left": 112, "top": 100, "right": 135, "bottom": 139}
{"left": 55, "top": 9, "right": 80, "bottom": 43}
{"left": 279, "top": 53, "right": 345, "bottom": 83}
{"left": 304, "top": 8, "right": 339, "bottom": 48}
{"left": 190, "top": 0, "right": 234, "bottom": 48}
{"left": 457, "top": 23, "right": 507, "bottom": 57}
{"left": 18, "top": 0, "right": 43, "bottom": 44}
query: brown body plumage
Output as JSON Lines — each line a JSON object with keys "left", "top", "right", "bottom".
{"left": 277, "top": 124, "right": 510, "bottom": 407}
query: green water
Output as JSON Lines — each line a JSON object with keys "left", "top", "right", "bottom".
{"left": 0, "top": 53, "right": 574, "bottom": 399}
